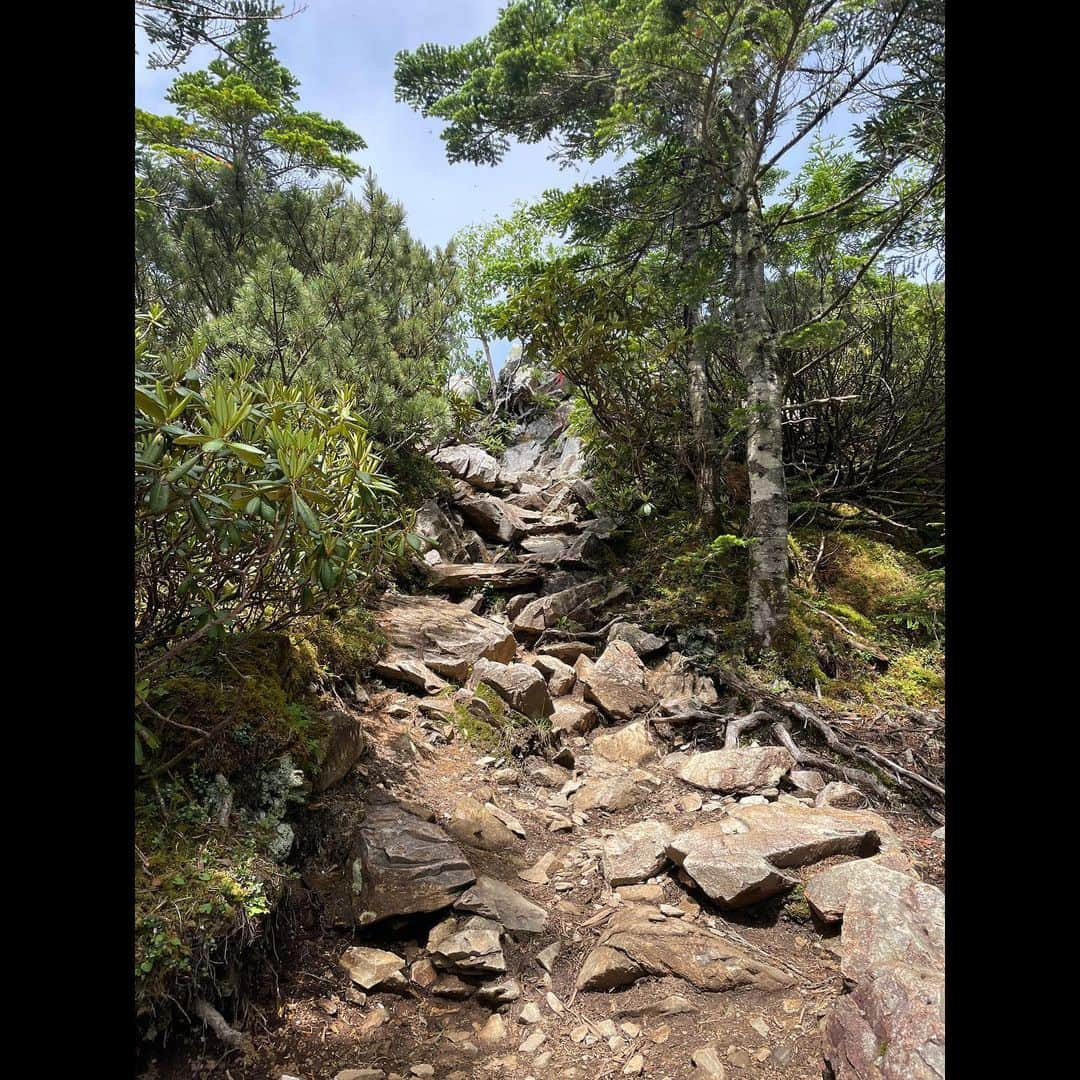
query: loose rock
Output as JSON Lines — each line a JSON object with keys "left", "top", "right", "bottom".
{"left": 338, "top": 947, "right": 406, "bottom": 991}
{"left": 591, "top": 720, "right": 659, "bottom": 768}
{"left": 428, "top": 915, "right": 507, "bottom": 976}
{"left": 602, "top": 821, "right": 674, "bottom": 886}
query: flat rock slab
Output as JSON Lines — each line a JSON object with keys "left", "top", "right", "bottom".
{"left": 446, "top": 796, "right": 523, "bottom": 852}
{"left": 373, "top": 651, "right": 448, "bottom": 695}
{"left": 667, "top": 802, "right": 891, "bottom": 909}
{"left": 349, "top": 801, "right": 475, "bottom": 926}
{"left": 454, "top": 875, "right": 549, "bottom": 935}
{"left": 431, "top": 444, "right": 504, "bottom": 491}
{"left": 426, "top": 562, "right": 543, "bottom": 593}
{"left": 591, "top": 720, "right": 659, "bottom": 767}
{"left": 429, "top": 915, "right": 507, "bottom": 976}
{"left": 575, "top": 906, "right": 792, "bottom": 993}
{"left": 520, "top": 531, "right": 602, "bottom": 568}
{"left": 839, "top": 866, "right": 945, "bottom": 985}
{"left": 602, "top": 821, "right": 674, "bottom": 886}
{"left": 677, "top": 746, "right": 795, "bottom": 793}
{"left": 469, "top": 659, "right": 554, "bottom": 720}
{"left": 575, "top": 641, "right": 657, "bottom": 721}
{"left": 375, "top": 595, "right": 517, "bottom": 682}
{"left": 824, "top": 963, "right": 945, "bottom": 1080}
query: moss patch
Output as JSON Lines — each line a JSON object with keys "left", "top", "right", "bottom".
{"left": 292, "top": 607, "right": 387, "bottom": 683}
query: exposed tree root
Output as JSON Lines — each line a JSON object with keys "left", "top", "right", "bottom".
{"left": 700, "top": 662, "right": 945, "bottom": 806}
{"left": 770, "top": 722, "right": 891, "bottom": 800}
{"left": 193, "top": 998, "right": 251, "bottom": 1053}
{"left": 854, "top": 744, "right": 945, "bottom": 798}
{"left": 723, "top": 710, "right": 773, "bottom": 749}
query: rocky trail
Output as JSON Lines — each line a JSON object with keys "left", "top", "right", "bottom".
{"left": 147, "top": 361, "right": 945, "bottom": 1080}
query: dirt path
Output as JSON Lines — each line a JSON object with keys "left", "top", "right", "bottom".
{"left": 140, "top": 381, "right": 945, "bottom": 1080}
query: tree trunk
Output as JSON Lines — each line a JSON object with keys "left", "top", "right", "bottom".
{"left": 732, "top": 72, "right": 788, "bottom": 652}
{"left": 481, "top": 335, "right": 498, "bottom": 407}
{"left": 681, "top": 110, "right": 720, "bottom": 533}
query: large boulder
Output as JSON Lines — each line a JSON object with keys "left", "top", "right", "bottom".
{"left": 311, "top": 710, "right": 367, "bottom": 794}
{"left": 469, "top": 659, "right": 554, "bottom": 720}
{"left": 677, "top": 746, "right": 795, "bottom": 793}
{"left": 575, "top": 906, "right": 792, "bottom": 993}
{"left": 824, "top": 963, "right": 945, "bottom": 1080}
{"left": 591, "top": 720, "right": 659, "bottom": 768}
{"left": 602, "top": 821, "right": 674, "bottom": 886}
{"left": 431, "top": 444, "right": 503, "bottom": 491}
{"left": 454, "top": 875, "right": 549, "bottom": 935}
{"left": 453, "top": 482, "right": 539, "bottom": 543}
{"left": 804, "top": 853, "right": 919, "bottom": 924}
{"left": 837, "top": 865, "right": 945, "bottom": 985}
{"left": 348, "top": 800, "right": 475, "bottom": 926}
{"left": 374, "top": 595, "right": 516, "bottom": 682}
{"left": 497, "top": 438, "right": 548, "bottom": 485}
{"left": 511, "top": 580, "right": 606, "bottom": 636}
{"left": 575, "top": 641, "right": 657, "bottom": 721}
{"left": 666, "top": 802, "right": 890, "bottom": 909}
{"left": 412, "top": 500, "right": 472, "bottom": 563}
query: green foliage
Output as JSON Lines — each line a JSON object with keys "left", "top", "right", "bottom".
{"left": 451, "top": 203, "right": 563, "bottom": 356}
{"left": 622, "top": 514, "right": 748, "bottom": 643}
{"left": 137, "top": 17, "right": 363, "bottom": 183}
{"left": 134, "top": 778, "right": 286, "bottom": 1032}
{"left": 135, "top": 307, "right": 405, "bottom": 670}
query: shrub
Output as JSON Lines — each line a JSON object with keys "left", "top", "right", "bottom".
{"left": 135, "top": 307, "right": 409, "bottom": 674}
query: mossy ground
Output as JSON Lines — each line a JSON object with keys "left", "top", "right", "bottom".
{"left": 618, "top": 515, "right": 943, "bottom": 712}
{"left": 135, "top": 780, "right": 286, "bottom": 1033}
{"left": 135, "top": 605, "right": 388, "bottom": 1035}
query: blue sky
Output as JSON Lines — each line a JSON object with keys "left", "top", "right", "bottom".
{"left": 135, "top": 2, "right": 873, "bottom": 369}
{"left": 136, "top": 1, "right": 619, "bottom": 369}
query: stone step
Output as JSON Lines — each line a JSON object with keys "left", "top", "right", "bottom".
{"left": 426, "top": 562, "right": 544, "bottom": 592}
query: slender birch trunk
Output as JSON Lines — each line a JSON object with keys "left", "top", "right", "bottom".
{"left": 481, "top": 335, "right": 498, "bottom": 407}
{"left": 681, "top": 110, "right": 720, "bottom": 534}
{"left": 732, "top": 71, "right": 788, "bottom": 651}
